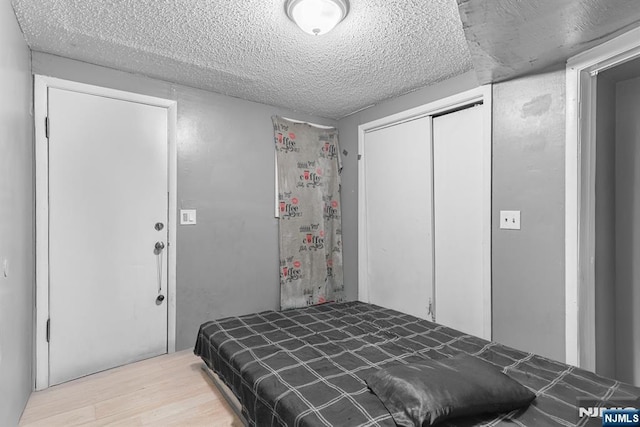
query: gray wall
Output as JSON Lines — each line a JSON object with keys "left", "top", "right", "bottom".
{"left": 615, "top": 76, "right": 640, "bottom": 385}
{"left": 594, "top": 75, "right": 617, "bottom": 378}
{"left": 492, "top": 68, "right": 566, "bottom": 361}
{"left": 337, "top": 72, "right": 480, "bottom": 300}
{"left": 0, "top": 2, "right": 34, "bottom": 425}
{"left": 32, "top": 52, "right": 335, "bottom": 351}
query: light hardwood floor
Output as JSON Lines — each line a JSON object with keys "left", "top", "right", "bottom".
{"left": 19, "top": 350, "right": 243, "bottom": 426}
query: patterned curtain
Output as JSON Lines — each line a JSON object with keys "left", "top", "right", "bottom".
{"left": 273, "top": 116, "right": 345, "bottom": 310}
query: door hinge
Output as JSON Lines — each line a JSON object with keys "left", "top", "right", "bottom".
{"left": 357, "top": 154, "right": 362, "bottom": 160}
{"left": 46, "top": 318, "right": 50, "bottom": 343}
{"left": 45, "top": 117, "right": 50, "bottom": 139}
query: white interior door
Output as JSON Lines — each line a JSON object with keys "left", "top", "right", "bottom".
{"left": 432, "top": 105, "right": 486, "bottom": 337}
{"left": 48, "top": 88, "right": 169, "bottom": 385}
{"left": 362, "top": 116, "right": 434, "bottom": 320}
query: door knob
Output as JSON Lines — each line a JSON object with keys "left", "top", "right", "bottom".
{"left": 155, "top": 241, "right": 165, "bottom": 251}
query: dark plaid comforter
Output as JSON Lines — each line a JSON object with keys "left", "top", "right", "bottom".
{"left": 194, "top": 301, "right": 639, "bottom": 426}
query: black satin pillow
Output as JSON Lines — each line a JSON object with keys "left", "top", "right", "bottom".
{"left": 366, "top": 355, "right": 536, "bottom": 426}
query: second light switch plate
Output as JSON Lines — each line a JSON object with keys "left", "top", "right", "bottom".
{"left": 500, "top": 210, "right": 520, "bottom": 230}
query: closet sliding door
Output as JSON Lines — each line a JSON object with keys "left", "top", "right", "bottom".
{"left": 361, "top": 116, "right": 434, "bottom": 320}
{"left": 359, "top": 88, "right": 491, "bottom": 340}
{"left": 433, "top": 105, "right": 486, "bottom": 338}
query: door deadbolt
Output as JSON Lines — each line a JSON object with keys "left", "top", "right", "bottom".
{"left": 155, "top": 222, "right": 164, "bottom": 231}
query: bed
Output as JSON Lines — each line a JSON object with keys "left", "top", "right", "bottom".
{"left": 194, "top": 301, "right": 640, "bottom": 426}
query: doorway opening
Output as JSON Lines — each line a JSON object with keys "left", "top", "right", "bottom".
{"left": 566, "top": 25, "right": 640, "bottom": 386}
{"left": 593, "top": 59, "right": 640, "bottom": 385}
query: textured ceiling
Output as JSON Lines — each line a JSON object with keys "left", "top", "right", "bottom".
{"left": 458, "top": 0, "right": 640, "bottom": 84}
{"left": 12, "top": 0, "right": 473, "bottom": 119}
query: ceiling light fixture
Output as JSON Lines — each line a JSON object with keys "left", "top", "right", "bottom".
{"left": 285, "top": 0, "right": 349, "bottom": 36}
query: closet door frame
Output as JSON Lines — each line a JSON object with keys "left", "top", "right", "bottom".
{"left": 357, "top": 85, "right": 493, "bottom": 339}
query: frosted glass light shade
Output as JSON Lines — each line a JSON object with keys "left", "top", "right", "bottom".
{"left": 286, "top": 0, "right": 349, "bottom": 35}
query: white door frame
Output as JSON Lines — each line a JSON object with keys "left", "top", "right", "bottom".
{"left": 565, "top": 25, "right": 640, "bottom": 369}
{"left": 357, "top": 85, "right": 493, "bottom": 339}
{"left": 34, "top": 75, "right": 178, "bottom": 390}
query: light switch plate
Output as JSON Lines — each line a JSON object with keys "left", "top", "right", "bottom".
{"left": 180, "top": 209, "right": 197, "bottom": 225}
{"left": 500, "top": 210, "right": 521, "bottom": 230}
